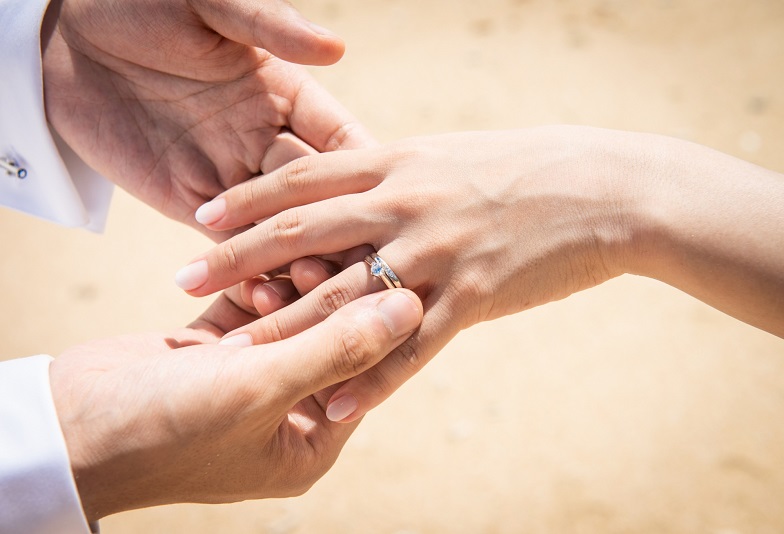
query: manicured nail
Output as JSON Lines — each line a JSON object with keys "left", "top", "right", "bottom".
{"left": 308, "top": 21, "right": 338, "bottom": 38}
{"left": 174, "top": 260, "right": 208, "bottom": 291}
{"left": 376, "top": 292, "right": 421, "bottom": 337}
{"left": 326, "top": 395, "right": 358, "bottom": 422}
{"left": 194, "top": 198, "right": 226, "bottom": 226}
{"left": 219, "top": 333, "right": 253, "bottom": 347}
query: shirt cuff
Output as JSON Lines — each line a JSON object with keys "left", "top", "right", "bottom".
{"left": 0, "top": 355, "right": 93, "bottom": 534}
{"left": 0, "top": 0, "right": 113, "bottom": 231}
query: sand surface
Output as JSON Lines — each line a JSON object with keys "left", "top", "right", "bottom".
{"left": 2, "top": 0, "right": 783, "bottom": 532}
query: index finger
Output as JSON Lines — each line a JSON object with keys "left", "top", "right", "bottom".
{"left": 175, "top": 195, "right": 382, "bottom": 296}
{"left": 197, "top": 149, "right": 381, "bottom": 231}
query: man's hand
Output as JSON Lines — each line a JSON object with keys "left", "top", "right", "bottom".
{"left": 49, "top": 289, "right": 422, "bottom": 522}
{"left": 41, "top": 0, "right": 374, "bottom": 239}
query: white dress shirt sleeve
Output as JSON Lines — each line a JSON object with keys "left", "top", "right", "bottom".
{"left": 0, "top": 356, "right": 93, "bottom": 534}
{"left": 1, "top": 0, "right": 111, "bottom": 531}
{"left": 0, "top": 0, "right": 113, "bottom": 232}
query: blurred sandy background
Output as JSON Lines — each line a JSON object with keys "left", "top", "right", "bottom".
{"left": 2, "top": 0, "right": 784, "bottom": 532}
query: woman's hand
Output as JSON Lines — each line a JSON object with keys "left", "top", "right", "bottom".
{"left": 174, "top": 126, "right": 644, "bottom": 419}
{"left": 175, "top": 125, "right": 784, "bottom": 422}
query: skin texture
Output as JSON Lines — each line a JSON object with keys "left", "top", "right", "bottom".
{"left": 49, "top": 288, "right": 423, "bottom": 522}
{"left": 178, "top": 125, "right": 784, "bottom": 422}
{"left": 41, "top": 0, "right": 374, "bottom": 240}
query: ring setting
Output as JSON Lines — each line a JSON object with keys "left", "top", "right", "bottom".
{"left": 364, "top": 253, "right": 402, "bottom": 289}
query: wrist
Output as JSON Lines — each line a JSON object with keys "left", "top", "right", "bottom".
{"left": 563, "top": 127, "right": 662, "bottom": 282}
{"left": 49, "top": 358, "right": 126, "bottom": 522}
{"left": 586, "top": 129, "right": 697, "bottom": 281}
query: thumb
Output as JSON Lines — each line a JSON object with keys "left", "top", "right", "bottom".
{"left": 248, "top": 290, "right": 423, "bottom": 404}
{"left": 191, "top": 0, "right": 345, "bottom": 65}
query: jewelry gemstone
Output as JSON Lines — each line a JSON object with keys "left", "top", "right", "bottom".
{"left": 370, "top": 261, "right": 383, "bottom": 276}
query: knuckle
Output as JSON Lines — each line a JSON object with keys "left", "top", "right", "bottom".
{"left": 389, "top": 341, "right": 423, "bottom": 377}
{"left": 218, "top": 240, "right": 242, "bottom": 272}
{"left": 324, "top": 121, "right": 360, "bottom": 151}
{"left": 239, "top": 178, "right": 262, "bottom": 212}
{"left": 314, "top": 283, "right": 356, "bottom": 317}
{"left": 333, "top": 327, "right": 375, "bottom": 378}
{"left": 255, "top": 315, "right": 287, "bottom": 343}
{"left": 359, "top": 364, "right": 395, "bottom": 400}
{"left": 338, "top": 343, "right": 424, "bottom": 410}
{"left": 449, "top": 274, "right": 491, "bottom": 325}
{"left": 269, "top": 210, "right": 306, "bottom": 250}
{"left": 280, "top": 157, "right": 315, "bottom": 196}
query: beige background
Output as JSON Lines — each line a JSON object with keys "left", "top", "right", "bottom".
{"left": 2, "top": 0, "right": 784, "bottom": 532}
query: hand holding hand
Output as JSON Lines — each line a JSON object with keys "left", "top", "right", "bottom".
{"left": 49, "top": 288, "right": 422, "bottom": 521}
{"left": 174, "top": 125, "right": 784, "bottom": 423}
{"left": 173, "top": 127, "right": 640, "bottom": 421}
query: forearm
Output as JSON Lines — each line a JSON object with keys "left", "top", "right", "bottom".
{"left": 625, "top": 134, "right": 784, "bottom": 337}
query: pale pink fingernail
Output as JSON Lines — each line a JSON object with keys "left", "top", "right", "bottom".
{"left": 194, "top": 198, "right": 226, "bottom": 226}
{"left": 174, "top": 260, "right": 208, "bottom": 291}
{"left": 326, "top": 395, "right": 358, "bottom": 422}
{"left": 219, "top": 333, "right": 253, "bottom": 347}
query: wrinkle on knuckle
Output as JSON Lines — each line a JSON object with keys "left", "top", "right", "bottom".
{"left": 389, "top": 341, "right": 423, "bottom": 377}
{"left": 333, "top": 328, "right": 374, "bottom": 378}
{"left": 257, "top": 315, "right": 287, "bottom": 343}
{"left": 360, "top": 364, "right": 395, "bottom": 401}
{"left": 450, "top": 274, "right": 491, "bottom": 325}
{"left": 269, "top": 210, "right": 305, "bottom": 250}
{"left": 324, "top": 122, "right": 359, "bottom": 152}
{"left": 219, "top": 241, "right": 242, "bottom": 273}
{"left": 239, "top": 179, "right": 262, "bottom": 212}
{"left": 315, "top": 284, "right": 355, "bottom": 317}
{"left": 280, "top": 157, "right": 314, "bottom": 196}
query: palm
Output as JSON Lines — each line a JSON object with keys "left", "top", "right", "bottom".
{"left": 42, "top": 0, "right": 368, "bottom": 235}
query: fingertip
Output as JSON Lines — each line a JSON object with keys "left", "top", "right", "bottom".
{"left": 195, "top": 198, "right": 227, "bottom": 226}
{"left": 262, "top": 17, "right": 345, "bottom": 66}
{"left": 290, "top": 256, "right": 338, "bottom": 295}
{"left": 325, "top": 394, "right": 358, "bottom": 422}
{"left": 252, "top": 279, "right": 298, "bottom": 315}
{"left": 174, "top": 260, "right": 209, "bottom": 291}
{"left": 219, "top": 333, "right": 254, "bottom": 347}
{"left": 305, "top": 23, "right": 345, "bottom": 64}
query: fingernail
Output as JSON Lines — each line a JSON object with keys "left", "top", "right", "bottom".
{"left": 326, "top": 395, "right": 358, "bottom": 422}
{"left": 219, "top": 333, "right": 253, "bottom": 347}
{"left": 308, "top": 21, "right": 338, "bottom": 38}
{"left": 174, "top": 260, "right": 208, "bottom": 291}
{"left": 376, "top": 292, "right": 421, "bottom": 337}
{"left": 256, "top": 279, "right": 296, "bottom": 302}
{"left": 194, "top": 198, "right": 226, "bottom": 226}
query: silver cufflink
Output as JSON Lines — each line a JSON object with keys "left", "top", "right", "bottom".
{"left": 0, "top": 157, "right": 27, "bottom": 179}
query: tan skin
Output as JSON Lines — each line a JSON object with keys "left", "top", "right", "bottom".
{"left": 36, "top": 0, "right": 409, "bottom": 521}
{"left": 50, "top": 288, "right": 423, "bottom": 522}
{"left": 41, "top": 0, "right": 374, "bottom": 240}
{"left": 178, "top": 126, "right": 784, "bottom": 423}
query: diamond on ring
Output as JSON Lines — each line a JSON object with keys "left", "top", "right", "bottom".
{"left": 364, "top": 253, "right": 402, "bottom": 289}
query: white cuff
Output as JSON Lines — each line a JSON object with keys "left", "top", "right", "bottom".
{"left": 0, "top": 0, "right": 113, "bottom": 231}
{"left": 0, "top": 355, "right": 92, "bottom": 534}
